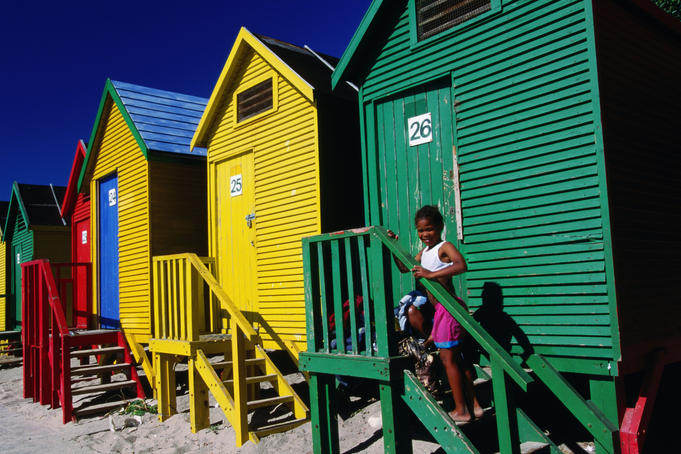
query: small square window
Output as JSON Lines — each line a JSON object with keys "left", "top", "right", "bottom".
{"left": 236, "top": 78, "right": 273, "bottom": 122}
{"left": 416, "top": 0, "right": 491, "bottom": 41}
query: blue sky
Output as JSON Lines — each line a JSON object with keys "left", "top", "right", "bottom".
{"left": 0, "top": 0, "right": 369, "bottom": 201}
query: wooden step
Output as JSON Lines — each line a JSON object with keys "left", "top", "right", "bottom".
{"left": 247, "top": 395, "right": 294, "bottom": 410}
{"left": 73, "top": 398, "right": 138, "bottom": 417}
{"left": 0, "top": 357, "right": 22, "bottom": 366}
{"left": 2, "top": 347, "right": 23, "bottom": 354}
{"left": 71, "top": 362, "right": 131, "bottom": 376}
{"left": 70, "top": 346, "right": 124, "bottom": 358}
{"left": 223, "top": 373, "right": 277, "bottom": 387}
{"left": 252, "top": 417, "right": 308, "bottom": 438}
{"left": 71, "top": 379, "right": 137, "bottom": 395}
{"left": 212, "top": 357, "right": 265, "bottom": 370}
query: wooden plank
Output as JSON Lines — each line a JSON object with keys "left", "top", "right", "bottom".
{"left": 344, "top": 238, "right": 358, "bottom": 355}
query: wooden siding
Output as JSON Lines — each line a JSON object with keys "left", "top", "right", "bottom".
{"left": 149, "top": 159, "right": 207, "bottom": 258}
{"left": 9, "top": 216, "right": 33, "bottom": 329}
{"left": 90, "top": 101, "right": 151, "bottom": 340}
{"left": 594, "top": 0, "right": 681, "bottom": 353}
{"left": 207, "top": 48, "right": 319, "bottom": 350}
{"left": 360, "top": 0, "right": 615, "bottom": 369}
{"left": 0, "top": 239, "right": 6, "bottom": 331}
{"left": 70, "top": 193, "right": 90, "bottom": 262}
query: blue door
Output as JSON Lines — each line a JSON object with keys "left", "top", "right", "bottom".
{"left": 99, "top": 174, "right": 119, "bottom": 329}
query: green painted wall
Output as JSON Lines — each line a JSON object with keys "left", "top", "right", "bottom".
{"left": 9, "top": 214, "right": 33, "bottom": 329}
{"left": 357, "top": 0, "right": 616, "bottom": 373}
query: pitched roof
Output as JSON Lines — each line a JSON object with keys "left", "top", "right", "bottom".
{"left": 3, "top": 183, "right": 67, "bottom": 240}
{"left": 192, "top": 27, "right": 357, "bottom": 149}
{"left": 78, "top": 79, "right": 209, "bottom": 191}
{"left": 111, "top": 80, "right": 208, "bottom": 156}
{"left": 60, "top": 139, "right": 88, "bottom": 218}
{"left": 16, "top": 183, "right": 67, "bottom": 227}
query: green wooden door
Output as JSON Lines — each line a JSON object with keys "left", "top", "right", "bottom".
{"left": 373, "top": 77, "right": 464, "bottom": 298}
{"left": 11, "top": 243, "right": 22, "bottom": 329}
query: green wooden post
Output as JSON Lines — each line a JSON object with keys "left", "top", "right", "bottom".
{"left": 309, "top": 373, "right": 340, "bottom": 454}
{"left": 368, "top": 235, "right": 412, "bottom": 453}
{"left": 589, "top": 376, "right": 620, "bottom": 454}
{"left": 491, "top": 359, "right": 520, "bottom": 454}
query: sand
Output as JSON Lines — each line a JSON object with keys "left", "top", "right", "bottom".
{"left": 0, "top": 364, "right": 445, "bottom": 454}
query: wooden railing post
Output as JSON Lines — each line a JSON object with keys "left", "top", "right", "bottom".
{"left": 491, "top": 359, "right": 521, "bottom": 454}
{"left": 369, "top": 236, "right": 412, "bottom": 454}
{"left": 231, "top": 318, "right": 248, "bottom": 446}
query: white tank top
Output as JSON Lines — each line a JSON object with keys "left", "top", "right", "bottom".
{"left": 420, "top": 241, "right": 452, "bottom": 272}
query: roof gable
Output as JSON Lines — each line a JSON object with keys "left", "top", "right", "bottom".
{"left": 78, "top": 79, "right": 209, "bottom": 191}
{"left": 192, "top": 27, "right": 354, "bottom": 149}
{"left": 331, "top": 0, "right": 386, "bottom": 89}
{"left": 60, "top": 140, "right": 88, "bottom": 218}
{"left": 2, "top": 182, "right": 66, "bottom": 241}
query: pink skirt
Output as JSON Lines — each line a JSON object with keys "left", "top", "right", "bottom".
{"left": 431, "top": 302, "right": 463, "bottom": 348}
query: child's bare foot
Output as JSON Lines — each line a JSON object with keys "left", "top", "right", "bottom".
{"left": 473, "top": 406, "right": 485, "bottom": 419}
{"left": 448, "top": 410, "right": 473, "bottom": 424}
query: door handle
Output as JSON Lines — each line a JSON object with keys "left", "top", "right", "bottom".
{"left": 245, "top": 213, "right": 256, "bottom": 228}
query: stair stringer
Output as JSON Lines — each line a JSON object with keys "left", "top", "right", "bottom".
{"left": 194, "top": 348, "right": 260, "bottom": 444}
{"left": 402, "top": 370, "right": 480, "bottom": 454}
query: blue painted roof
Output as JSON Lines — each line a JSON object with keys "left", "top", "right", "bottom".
{"left": 111, "top": 80, "right": 208, "bottom": 156}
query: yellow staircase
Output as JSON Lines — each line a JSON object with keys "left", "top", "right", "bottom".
{"left": 149, "top": 254, "right": 308, "bottom": 446}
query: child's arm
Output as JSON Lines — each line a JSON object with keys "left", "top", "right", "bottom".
{"left": 411, "top": 242, "right": 466, "bottom": 279}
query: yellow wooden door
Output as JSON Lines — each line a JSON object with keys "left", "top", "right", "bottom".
{"left": 216, "top": 151, "right": 257, "bottom": 321}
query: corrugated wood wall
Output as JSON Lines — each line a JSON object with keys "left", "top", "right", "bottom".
{"left": 10, "top": 216, "right": 33, "bottom": 328}
{"left": 71, "top": 194, "right": 90, "bottom": 261}
{"left": 0, "top": 239, "right": 6, "bottom": 331}
{"left": 207, "top": 48, "right": 319, "bottom": 350}
{"left": 91, "top": 102, "right": 151, "bottom": 341}
{"left": 594, "top": 0, "right": 681, "bottom": 354}
{"left": 149, "top": 160, "right": 207, "bottom": 257}
{"left": 360, "top": 0, "right": 614, "bottom": 370}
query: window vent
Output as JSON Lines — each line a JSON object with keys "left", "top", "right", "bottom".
{"left": 236, "top": 78, "right": 273, "bottom": 122}
{"left": 416, "top": 0, "right": 491, "bottom": 41}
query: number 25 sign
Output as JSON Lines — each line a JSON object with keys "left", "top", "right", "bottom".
{"left": 407, "top": 112, "right": 432, "bottom": 147}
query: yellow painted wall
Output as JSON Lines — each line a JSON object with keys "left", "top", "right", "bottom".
{"left": 0, "top": 238, "right": 6, "bottom": 331}
{"left": 207, "top": 48, "right": 320, "bottom": 350}
{"left": 90, "top": 101, "right": 151, "bottom": 342}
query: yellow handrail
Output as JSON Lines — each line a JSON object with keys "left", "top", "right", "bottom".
{"left": 152, "top": 253, "right": 258, "bottom": 342}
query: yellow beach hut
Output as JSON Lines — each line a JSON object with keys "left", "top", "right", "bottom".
{"left": 148, "top": 28, "right": 363, "bottom": 444}
{"left": 77, "top": 79, "right": 208, "bottom": 347}
{"left": 0, "top": 201, "right": 8, "bottom": 332}
{"left": 191, "top": 28, "right": 363, "bottom": 354}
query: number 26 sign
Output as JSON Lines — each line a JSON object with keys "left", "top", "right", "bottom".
{"left": 407, "top": 112, "right": 433, "bottom": 146}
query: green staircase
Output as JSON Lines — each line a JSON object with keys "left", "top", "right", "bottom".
{"left": 299, "top": 226, "right": 619, "bottom": 454}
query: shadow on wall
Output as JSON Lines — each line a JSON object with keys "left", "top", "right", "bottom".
{"left": 473, "top": 281, "right": 533, "bottom": 361}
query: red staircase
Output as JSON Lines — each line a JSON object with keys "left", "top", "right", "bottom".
{"left": 22, "top": 259, "right": 145, "bottom": 423}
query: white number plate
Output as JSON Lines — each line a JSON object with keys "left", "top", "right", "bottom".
{"left": 82, "top": 230, "right": 88, "bottom": 245}
{"left": 108, "top": 188, "right": 117, "bottom": 206}
{"left": 230, "top": 174, "right": 243, "bottom": 197}
{"left": 408, "top": 112, "right": 433, "bottom": 146}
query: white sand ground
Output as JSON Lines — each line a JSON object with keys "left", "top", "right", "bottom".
{"left": 0, "top": 364, "right": 446, "bottom": 454}
{"left": 0, "top": 363, "right": 595, "bottom": 453}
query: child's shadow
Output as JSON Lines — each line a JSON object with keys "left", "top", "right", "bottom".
{"left": 472, "top": 282, "right": 533, "bottom": 361}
